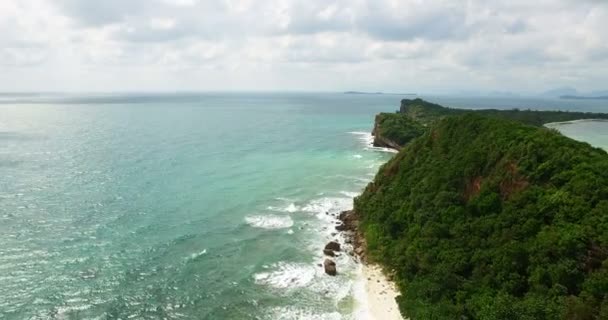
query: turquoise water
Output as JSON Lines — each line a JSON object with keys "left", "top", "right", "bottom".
{"left": 1, "top": 93, "right": 397, "bottom": 320}
{"left": 546, "top": 120, "right": 608, "bottom": 150}
{"left": 1, "top": 93, "right": 607, "bottom": 320}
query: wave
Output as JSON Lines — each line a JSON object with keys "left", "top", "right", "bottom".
{"left": 245, "top": 215, "right": 294, "bottom": 229}
{"left": 301, "top": 197, "right": 352, "bottom": 220}
{"left": 365, "top": 146, "right": 399, "bottom": 153}
{"left": 186, "top": 249, "right": 207, "bottom": 261}
{"left": 349, "top": 131, "right": 399, "bottom": 153}
{"left": 284, "top": 203, "right": 299, "bottom": 213}
{"left": 348, "top": 131, "right": 374, "bottom": 147}
{"left": 264, "top": 306, "right": 342, "bottom": 320}
{"left": 254, "top": 262, "right": 317, "bottom": 289}
{"left": 339, "top": 191, "right": 360, "bottom": 198}
{"left": 251, "top": 129, "right": 392, "bottom": 319}
{"left": 266, "top": 197, "right": 300, "bottom": 213}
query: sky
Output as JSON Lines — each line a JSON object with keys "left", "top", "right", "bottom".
{"left": 0, "top": 0, "right": 607, "bottom": 94}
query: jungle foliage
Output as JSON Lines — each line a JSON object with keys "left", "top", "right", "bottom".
{"left": 356, "top": 113, "right": 608, "bottom": 320}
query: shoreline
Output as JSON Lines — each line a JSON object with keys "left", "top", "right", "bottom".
{"left": 322, "top": 208, "right": 404, "bottom": 320}
{"left": 362, "top": 264, "right": 403, "bottom": 320}
{"left": 322, "top": 132, "right": 402, "bottom": 319}
{"left": 543, "top": 118, "right": 608, "bottom": 127}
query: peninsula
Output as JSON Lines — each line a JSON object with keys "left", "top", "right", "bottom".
{"left": 350, "top": 98, "right": 608, "bottom": 319}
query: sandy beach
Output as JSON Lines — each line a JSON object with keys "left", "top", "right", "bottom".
{"left": 363, "top": 264, "right": 404, "bottom": 320}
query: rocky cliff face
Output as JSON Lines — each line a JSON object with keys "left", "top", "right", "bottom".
{"left": 372, "top": 114, "right": 404, "bottom": 150}
{"left": 371, "top": 113, "right": 425, "bottom": 150}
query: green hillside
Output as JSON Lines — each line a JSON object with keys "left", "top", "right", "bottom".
{"left": 356, "top": 114, "right": 608, "bottom": 319}
{"left": 372, "top": 98, "right": 608, "bottom": 150}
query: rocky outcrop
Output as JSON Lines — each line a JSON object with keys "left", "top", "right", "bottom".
{"left": 324, "top": 241, "right": 341, "bottom": 252}
{"left": 323, "top": 240, "right": 341, "bottom": 258}
{"left": 372, "top": 114, "right": 403, "bottom": 150}
{"left": 324, "top": 259, "right": 337, "bottom": 276}
{"left": 337, "top": 210, "right": 368, "bottom": 262}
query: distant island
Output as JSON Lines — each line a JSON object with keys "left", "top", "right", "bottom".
{"left": 347, "top": 98, "right": 608, "bottom": 319}
{"left": 344, "top": 91, "right": 417, "bottom": 95}
{"left": 560, "top": 95, "right": 608, "bottom": 100}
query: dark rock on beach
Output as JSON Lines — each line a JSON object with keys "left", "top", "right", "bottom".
{"left": 324, "top": 259, "right": 337, "bottom": 276}
{"left": 324, "top": 241, "right": 341, "bottom": 252}
{"left": 336, "top": 210, "right": 368, "bottom": 262}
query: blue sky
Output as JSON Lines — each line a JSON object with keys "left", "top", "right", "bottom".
{"left": 1, "top": 0, "right": 607, "bottom": 93}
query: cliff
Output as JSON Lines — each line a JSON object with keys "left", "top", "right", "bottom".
{"left": 372, "top": 98, "right": 608, "bottom": 150}
{"left": 361, "top": 109, "right": 608, "bottom": 319}
{"left": 372, "top": 113, "right": 424, "bottom": 150}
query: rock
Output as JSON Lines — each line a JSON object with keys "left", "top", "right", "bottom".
{"left": 323, "top": 249, "right": 336, "bottom": 257}
{"left": 324, "top": 241, "right": 341, "bottom": 252}
{"left": 355, "top": 247, "right": 365, "bottom": 256}
{"left": 324, "top": 259, "right": 337, "bottom": 276}
{"left": 335, "top": 223, "right": 347, "bottom": 231}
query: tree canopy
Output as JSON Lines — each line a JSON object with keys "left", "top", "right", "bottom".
{"left": 356, "top": 113, "right": 608, "bottom": 319}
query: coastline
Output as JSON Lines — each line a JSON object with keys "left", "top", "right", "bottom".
{"left": 362, "top": 264, "right": 403, "bottom": 320}
{"left": 326, "top": 132, "right": 402, "bottom": 319}
{"left": 324, "top": 207, "right": 404, "bottom": 320}
{"left": 543, "top": 118, "right": 608, "bottom": 127}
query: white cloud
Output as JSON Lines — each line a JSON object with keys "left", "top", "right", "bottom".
{"left": 0, "top": 0, "right": 606, "bottom": 93}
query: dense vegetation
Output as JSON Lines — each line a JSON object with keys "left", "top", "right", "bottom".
{"left": 373, "top": 99, "right": 608, "bottom": 150}
{"left": 400, "top": 98, "right": 608, "bottom": 127}
{"left": 356, "top": 114, "right": 608, "bottom": 319}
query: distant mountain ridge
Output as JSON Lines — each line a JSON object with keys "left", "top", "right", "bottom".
{"left": 560, "top": 95, "right": 608, "bottom": 100}
{"left": 541, "top": 87, "right": 608, "bottom": 99}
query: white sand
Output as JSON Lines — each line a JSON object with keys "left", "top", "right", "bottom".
{"left": 362, "top": 264, "right": 405, "bottom": 320}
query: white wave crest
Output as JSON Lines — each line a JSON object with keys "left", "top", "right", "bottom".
{"left": 187, "top": 249, "right": 207, "bottom": 260}
{"left": 348, "top": 131, "right": 374, "bottom": 147}
{"left": 265, "top": 306, "right": 342, "bottom": 320}
{"left": 365, "top": 145, "right": 399, "bottom": 153}
{"left": 267, "top": 202, "right": 300, "bottom": 213}
{"left": 302, "top": 197, "right": 352, "bottom": 218}
{"left": 339, "top": 191, "right": 360, "bottom": 198}
{"left": 245, "top": 215, "right": 294, "bottom": 229}
{"left": 285, "top": 203, "right": 299, "bottom": 213}
{"left": 254, "top": 262, "right": 317, "bottom": 289}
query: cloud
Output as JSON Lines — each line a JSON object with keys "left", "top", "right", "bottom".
{"left": 0, "top": 0, "right": 606, "bottom": 93}
{"left": 356, "top": 1, "right": 471, "bottom": 41}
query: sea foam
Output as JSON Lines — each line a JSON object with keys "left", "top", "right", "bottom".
{"left": 302, "top": 197, "right": 352, "bottom": 220}
{"left": 245, "top": 215, "right": 294, "bottom": 229}
{"left": 254, "top": 262, "right": 317, "bottom": 289}
{"left": 265, "top": 306, "right": 342, "bottom": 320}
{"left": 267, "top": 202, "right": 300, "bottom": 213}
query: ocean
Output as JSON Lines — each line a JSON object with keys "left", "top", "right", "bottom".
{"left": 1, "top": 93, "right": 607, "bottom": 319}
